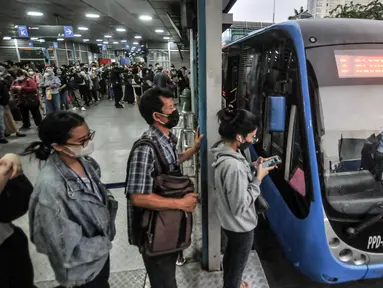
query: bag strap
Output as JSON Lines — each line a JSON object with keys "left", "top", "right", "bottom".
{"left": 125, "top": 137, "right": 169, "bottom": 196}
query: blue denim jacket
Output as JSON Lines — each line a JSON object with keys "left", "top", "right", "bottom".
{"left": 29, "top": 153, "right": 118, "bottom": 287}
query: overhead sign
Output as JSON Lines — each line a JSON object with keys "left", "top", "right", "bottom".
{"left": 63, "top": 26, "right": 74, "bottom": 37}
{"left": 18, "top": 25, "right": 29, "bottom": 37}
{"left": 52, "top": 42, "right": 58, "bottom": 49}
{"left": 28, "top": 41, "right": 34, "bottom": 47}
{"left": 102, "top": 44, "right": 107, "bottom": 51}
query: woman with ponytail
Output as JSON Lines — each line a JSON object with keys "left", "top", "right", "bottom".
{"left": 211, "top": 106, "right": 277, "bottom": 288}
{"left": 24, "top": 111, "right": 117, "bottom": 288}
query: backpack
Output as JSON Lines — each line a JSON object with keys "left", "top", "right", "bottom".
{"left": 126, "top": 138, "right": 194, "bottom": 256}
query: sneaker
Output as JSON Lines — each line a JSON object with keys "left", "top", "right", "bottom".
{"left": 0, "top": 138, "right": 8, "bottom": 144}
{"left": 16, "top": 132, "right": 26, "bottom": 137}
{"left": 81, "top": 107, "right": 86, "bottom": 111}
{"left": 72, "top": 107, "right": 79, "bottom": 111}
{"left": 115, "top": 104, "right": 124, "bottom": 109}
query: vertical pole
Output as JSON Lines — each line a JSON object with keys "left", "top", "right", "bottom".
{"left": 197, "top": 0, "right": 222, "bottom": 271}
{"left": 273, "top": 0, "right": 276, "bottom": 23}
{"left": 167, "top": 41, "right": 171, "bottom": 70}
{"left": 14, "top": 39, "right": 21, "bottom": 62}
{"left": 72, "top": 42, "right": 76, "bottom": 63}
{"left": 189, "top": 29, "right": 195, "bottom": 114}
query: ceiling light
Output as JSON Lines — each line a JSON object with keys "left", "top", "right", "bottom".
{"left": 141, "top": 44, "right": 144, "bottom": 47}
{"left": 97, "top": 44, "right": 102, "bottom": 46}
{"left": 74, "top": 34, "right": 82, "bottom": 37}
{"left": 86, "top": 13, "right": 100, "bottom": 18}
{"left": 116, "top": 28, "right": 126, "bottom": 32}
{"left": 134, "top": 35, "right": 142, "bottom": 39}
{"left": 38, "top": 39, "right": 45, "bottom": 42}
{"left": 2, "top": 37, "right": 11, "bottom": 40}
{"left": 113, "top": 42, "right": 118, "bottom": 44}
{"left": 139, "top": 15, "right": 152, "bottom": 21}
{"left": 96, "top": 39, "right": 102, "bottom": 42}
{"left": 103, "top": 41, "right": 108, "bottom": 44}
{"left": 27, "top": 11, "right": 43, "bottom": 16}
{"left": 78, "top": 27, "right": 88, "bottom": 31}
{"left": 163, "top": 36, "right": 170, "bottom": 40}
{"left": 57, "top": 38, "right": 64, "bottom": 41}
{"left": 104, "top": 35, "right": 112, "bottom": 38}
{"left": 133, "top": 42, "right": 139, "bottom": 45}
{"left": 120, "top": 40, "right": 127, "bottom": 43}
{"left": 30, "top": 27, "right": 39, "bottom": 30}
{"left": 14, "top": 25, "right": 18, "bottom": 28}
{"left": 83, "top": 39, "right": 89, "bottom": 42}
{"left": 155, "top": 29, "right": 164, "bottom": 33}
{"left": 31, "top": 37, "right": 38, "bottom": 40}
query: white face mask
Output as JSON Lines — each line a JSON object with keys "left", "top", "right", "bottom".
{"left": 28, "top": 71, "right": 34, "bottom": 76}
{"left": 65, "top": 140, "right": 94, "bottom": 158}
{"left": 16, "top": 76, "right": 25, "bottom": 82}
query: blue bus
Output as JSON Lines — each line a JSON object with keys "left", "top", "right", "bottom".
{"left": 222, "top": 19, "right": 383, "bottom": 284}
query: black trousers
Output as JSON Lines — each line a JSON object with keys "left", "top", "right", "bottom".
{"left": 79, "top": 86, "right": 91, "bottom": 106}
{"left": 57, "top": 257, "right": 110, "bottom": 288}
{"left": 222, "top": 228, "right": 254, "bottom": 288}
{"left": 113, "top": 85, "right": 123, "bottom": 106}
{"left": 143, "top": 252, "right": 178, "bottom": 288}
{"left": 0, "top": 226, "right": 36, "bottom": 288}
{"left": 18, "top": 103, "right": 42, "bottom": 128}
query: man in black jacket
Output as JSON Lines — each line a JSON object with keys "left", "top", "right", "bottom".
{"left": 110, "top": 63, "right": 124, "bottom": 108}
{"left": 0, "top": 80, "right": 10, "bottom": 144}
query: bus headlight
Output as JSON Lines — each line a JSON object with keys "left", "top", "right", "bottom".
{"left": 329, "top": 237, "right": 340, "bottom": 248}
{"left": 354, "top": 254, "right": 367, "bottom": 266}
{"left": 339, "top": 249, "right": 353, "bottom": 262}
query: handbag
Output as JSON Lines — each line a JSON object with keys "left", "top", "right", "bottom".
{"left": 24, "top": 79, "right": 40, "bottom": 109}
{"left": 126, "top": 138, "right": 194, "bottom": 256}
{"left": 46, "top": 88, "right": 52, "bottom": 100}
{"left": 0, "top": 174, "right": 33, "bottom": 222}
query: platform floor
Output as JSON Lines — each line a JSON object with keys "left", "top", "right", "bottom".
{"left": 3, "top": 100, "right": 383, "bottom": 288}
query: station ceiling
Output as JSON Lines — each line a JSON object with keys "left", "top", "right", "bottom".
{"left": 0, "top": 0, "right": 236, "bottom": 48}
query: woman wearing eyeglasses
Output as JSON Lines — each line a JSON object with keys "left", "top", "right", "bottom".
{"left": 210, "top": 107, "right": 276, "bottom": 288}
{"left": 23, "top": 111, "right": 118, "bottom": 288}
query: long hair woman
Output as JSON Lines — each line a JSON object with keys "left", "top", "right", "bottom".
{"left": 23, "top": 111, "right": 118, "bottom": 288}
{"left": 211, "top": 107, "right": 276, "bottom": 288}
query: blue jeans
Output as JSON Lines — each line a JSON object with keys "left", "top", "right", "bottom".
{"left": 46, "top": 93, "right": 61, "bottom": 113}
{"left": 60, "top": 90, "right": 69, "bottom": 109}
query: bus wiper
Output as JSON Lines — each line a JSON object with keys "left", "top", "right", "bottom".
{"left": 346, "top": 212, "right": 383, "bottom": 239}
{"left": 346, "top": 202, "right": 383, "bottom": 238}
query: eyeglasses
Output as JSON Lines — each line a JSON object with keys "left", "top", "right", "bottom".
{"left": 67, "top": 129, "right": 96, "bottom": 147}
{"left": 252, "top": 135, "right": 259, "bottom": 143}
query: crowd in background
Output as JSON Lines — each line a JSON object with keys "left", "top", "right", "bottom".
{"left": 0, "top": 60, "right": 190, "bottom": 144}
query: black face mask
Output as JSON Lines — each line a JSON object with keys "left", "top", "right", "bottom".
{"left": 158, "top": 110, "right": 180, "bottom": 129}
{"left": 239, "top": 141, "right": 252, "bottom": 151}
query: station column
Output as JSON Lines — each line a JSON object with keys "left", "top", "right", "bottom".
{"left": 197, "top": 0, "right": 222, "bottom": 271}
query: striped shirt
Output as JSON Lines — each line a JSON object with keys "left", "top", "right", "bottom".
{"left": 125, "top": 125, "right": 179, "bottom": 244}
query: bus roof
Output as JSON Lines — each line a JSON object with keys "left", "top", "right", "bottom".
{"left": 223, "top": 19, "right": 383, "bottom": 50}
{"left": 298, "top": 19, "right": 383, "bottom": 48}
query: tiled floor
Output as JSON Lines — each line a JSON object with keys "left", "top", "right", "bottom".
{"left": 4, "top": 99, "right": 383, "bottom": 287}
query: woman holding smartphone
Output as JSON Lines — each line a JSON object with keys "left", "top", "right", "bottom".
{"left": 211, "top": 106, "right": 276, "bottom": 288}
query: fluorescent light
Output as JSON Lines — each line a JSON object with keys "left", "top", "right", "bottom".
{"left": 27, "top": 11, "right": 43, "bottom": 16}
{"left": 74, "top": 34, "right": 82, "bottom": 37}
{"left": 97, "top": 44, "right": 102, "bottom": 46}
{"left": 38, "top": 39, "right": 45, "bottom": 42}
{"left": 103, "top": 41, "right": 108, "bottom": 44}
{"left": 31, "top": 37, "right": 38, "bottom": 40}
{"left": 2, "top": 37, "right": 11, "bottom": 40}
{"left": 57, "top": 38, "right": 64, "bottom": 41}
{"left": 78, "top": 27, "right": 88, "bottom": 31}
{"left": 155, "top": 29, "right": 164, "bottom": 33}
{"left": 30, "top": 27, "right": 39, "bottom": 30}
{"left": 116, "top": 28, "right": 126, "bottom": 32}
{"left": 83, "top": 39, "right": 89, "bottom": 42}
{"left": 96, "top": 39, "right": 102, "bottom": 42}
{"left": 113, "top": 42, "right": 118, "bottom": 44}
{"left": 104, "top": 35, "right": 112, "bottom": 38}
{"left": 133, "top": 42, "right": 139, "bottom": 45}
{"left": 86, "top": 13, "right": 100, "bottom": 18}
{"left": 120, "top": 40, "right": 127, "bottom": 43}
{"left": 163, "top": 36, "right": 170, "bottom": 40}
{"left": 14, "top": 25, "right": 18, "bottom": 28}
{"left": 134, "top": 35, "right": 142, "bottom": 39}
{"left": 139, "top": 15, "right": 152, "bottom": 21}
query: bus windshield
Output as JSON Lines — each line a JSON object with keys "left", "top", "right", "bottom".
{"left": 307, "top": 44, "right": 383, "bottom": 216}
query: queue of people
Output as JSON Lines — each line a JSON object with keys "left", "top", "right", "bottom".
{"left": 0, "top": 68, "right": 269, "bottom": 288}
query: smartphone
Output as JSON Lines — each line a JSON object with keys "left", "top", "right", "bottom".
{"left": 262, "top": 156, "right": 282, "bottom": 168}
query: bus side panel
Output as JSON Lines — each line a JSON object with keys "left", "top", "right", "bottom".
{"left": 261, "top": 176, "right": 368, "bottom": 283}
